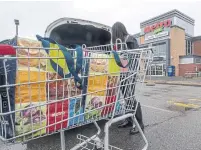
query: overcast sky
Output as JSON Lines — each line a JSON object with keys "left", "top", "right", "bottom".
{"left": 0, "top": 0, "right": 201, "bottom": 41}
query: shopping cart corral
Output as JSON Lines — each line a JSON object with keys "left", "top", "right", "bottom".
{"left": 0, "top": 36, "right": 153, "bottom": 150}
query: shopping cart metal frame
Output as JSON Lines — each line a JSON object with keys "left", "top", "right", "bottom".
{"left": 0, "top": 42, "right": 153, "bottom": 150}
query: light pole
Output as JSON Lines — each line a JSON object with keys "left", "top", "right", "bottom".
{"left": 14, "top": 19, "right": 19, "bottom": 45}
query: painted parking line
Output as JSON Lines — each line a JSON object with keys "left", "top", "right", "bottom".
{"left": 188, "top": 98, "right": 201, "bottom": 101}
{"left": 174, "top": 102, "right": 200, "bottom": 108}
{"left": 167, "top": 100, "right": 200, "bottom": 109}
{"left": 142, "top": 104, "right": 174, "bottom": 113}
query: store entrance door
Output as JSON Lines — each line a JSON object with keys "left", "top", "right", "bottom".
{"left": 150, "top": 64, "right": 164, "bottom": 76}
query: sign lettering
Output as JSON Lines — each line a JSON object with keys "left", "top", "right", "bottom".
{"left": 145, "top": 31, "right": 169, "bottom": 41}
{"left": 144, "top": 20, "right": 172, "bottom": 33}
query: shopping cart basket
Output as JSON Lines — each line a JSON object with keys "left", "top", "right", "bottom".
{"left": 0, "top": 37, "right": 153, "bottom": 150}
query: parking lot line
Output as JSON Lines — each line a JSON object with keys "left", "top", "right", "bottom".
{"left": 168, "top": 99, "right": 200, "bottom": 107}
{"left": 188, "top": 98, "right": 201, "bottom": 101}
{"left": 142, "top": 104, "right": 174, "bottom": 113}
{"left": 174, "top": 102, "right": 200, "bottom": 108}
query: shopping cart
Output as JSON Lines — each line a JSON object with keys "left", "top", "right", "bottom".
{"left": 0, "top": 39, "right": 153, "bottom": 150}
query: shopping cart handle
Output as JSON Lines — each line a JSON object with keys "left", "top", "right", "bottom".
{"left": 112, "top": 50, "right": 131, "bottom": 68}
{"left": 0, "top": 45, "right": 16, "bottom": 55}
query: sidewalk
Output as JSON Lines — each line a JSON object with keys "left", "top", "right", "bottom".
{"left": 145, "top": 76, "right": 201, "bottom": 87}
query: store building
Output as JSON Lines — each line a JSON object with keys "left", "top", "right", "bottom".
{"left": 179, "top": 36, "right": 201, "bottom": 76}
{"left": 134, "top": 9, "right": 201, "bottom": 76}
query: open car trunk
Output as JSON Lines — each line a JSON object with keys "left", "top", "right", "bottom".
{"left": 45, "top": 18, "right": 111, "bottom": 47}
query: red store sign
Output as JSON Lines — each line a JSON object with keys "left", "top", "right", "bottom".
{"left": 144, "top": 19, "right": 172, "bottom": 33}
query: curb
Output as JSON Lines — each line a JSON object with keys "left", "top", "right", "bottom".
{"left": 145, "top": 80, "right": 156, "bottom": 86}
{"left": 144, "top": 80, "right": 201, "bottom": 87}
{"left": 154, "top": 82, "right": 201, "bottom": 87}
{"left": 146, "top": 83, "right": 156, "bottom": 86}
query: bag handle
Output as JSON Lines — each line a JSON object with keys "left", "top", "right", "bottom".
{"left": 111, "top": 50, "right": 131, "bottom": 68}
{"left": 36, "top": 35, "right": 83, "bottom": 89}
{"left": 38, "top": 36, "right": 83, "bottom": 74}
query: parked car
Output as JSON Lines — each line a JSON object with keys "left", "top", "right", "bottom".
{"left": 45, "top": 18, "right": 112, "bottom": 47}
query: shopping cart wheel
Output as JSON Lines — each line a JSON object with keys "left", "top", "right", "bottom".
{"left": 94, "top": 137, "right": 104, "bottom": 149}
{"left": 95, "top": 146, "right": 102, "bottom": 150}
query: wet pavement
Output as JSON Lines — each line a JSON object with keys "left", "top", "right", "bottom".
{"left": 1, "top": 84, "right": 201, "bottom": 150}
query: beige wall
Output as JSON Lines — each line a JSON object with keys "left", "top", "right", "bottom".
{"left": 140, "top": 36, "right": 145, "bottom": 45}
{"left": 170, "top": 26, "right": 185, "bottom": 76}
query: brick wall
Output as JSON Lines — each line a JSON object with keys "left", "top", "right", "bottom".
{"left": 179, "top": 64, "right": 201, "bottom": 76}
{"left": 193, "top": 40, "right": 201, "bottom": 56}
{"left": 170, "top": 26, "right": 185, "bottom": 76}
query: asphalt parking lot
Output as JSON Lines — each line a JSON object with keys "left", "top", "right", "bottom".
{"left": 1, "top": 84, "right": 201, "bottom": 150}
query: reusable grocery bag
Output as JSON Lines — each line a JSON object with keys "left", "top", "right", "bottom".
{"left": 14, "top": 38, "right": 48, "bottom": 141}
{"left": 0, "top": 38, "right": 48, "bottom": 141}
{"left": 0, "top": 46, "right": 16, "bottom": 140}
{"left": 84, "top": 51, "right": 125, "bottom": 121}
{"left": 36, "top": 35, "right": 86, "bottom": 129}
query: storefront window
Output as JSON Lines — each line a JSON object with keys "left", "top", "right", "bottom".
{"left": 186, "top": 40, "right": 192, "bottom": 55}
{"left": 148, "top": 64, "right": 164, "bottom": 76}
{"left": 147, "top": 42, "right": 167, "bottom": 76}
{"left": 151, "top": 66, "right": 156, "bottom": 75}
{"left": 195, "top": 58, "right": 201, "bottom": 64}
{"left": 152, "top": 43, "right": 166, "bottom": 60}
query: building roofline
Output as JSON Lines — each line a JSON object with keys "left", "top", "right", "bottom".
{"left": 185, "top": 33, "right": 193, "bottom": 39}
{"left": 190, "top": 36, "right": 201, "bottom": 42}
{"left": 140, "top": 9, "right": 195, "bottom": 28}
{"left": 171, "top": 25, "right": 185, "bottom": 31}
{"left": 133, "top": 32, "right": 141, "bottom": 38}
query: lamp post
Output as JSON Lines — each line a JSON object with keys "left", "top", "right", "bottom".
{"left": 14, "top": 19, "right": 19, "bottom": 45}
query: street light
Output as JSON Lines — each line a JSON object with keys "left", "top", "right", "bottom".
{"left": 14, "top": 19, "right": 19, "bottom": 45}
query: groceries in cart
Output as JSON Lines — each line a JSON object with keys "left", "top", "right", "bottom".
{"left": 0, "top": 17, "right": 154, "bottom": 150}
{"left": 0, "top": 36, "right": 125, "bottom": 142}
